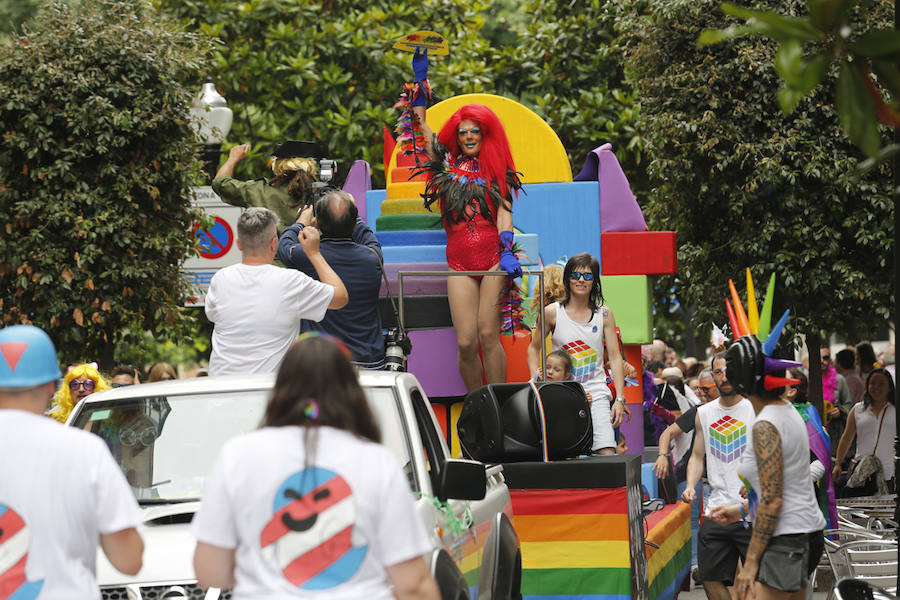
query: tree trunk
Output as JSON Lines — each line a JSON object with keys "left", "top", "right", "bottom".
{"left": 806, "top": 332, "right": 824, "bottom": 421}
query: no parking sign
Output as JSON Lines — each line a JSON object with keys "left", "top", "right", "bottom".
{"left": 183, "top": 186, "right": 242, "bottom": 306}
{"left": 194, "top": 216, "right": 234, "bottom": 260}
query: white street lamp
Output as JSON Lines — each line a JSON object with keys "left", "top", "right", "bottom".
{"left": 190, "top": 77, "right": 233, "bottom": 181}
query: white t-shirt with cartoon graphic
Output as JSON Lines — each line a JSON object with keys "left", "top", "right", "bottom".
{"left": 0, "top": 409, "right": 141, "bottom": 599}
{"left": 697, "top": 397, "right": 756, "bottom": 512}
{"left": 192, "top": 426, "right": 433, "bottom": 599}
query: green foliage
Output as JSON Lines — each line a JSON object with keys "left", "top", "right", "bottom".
{"left": 114, "top": 310, "right": 212, "bottom": 369}
{"left": 621, "top": 0, "right": 894, "bottom": 347}
{"left": 699, "top": 0, "right": 900, "bottom": 159}
{"left": 0, "top": 0, "right": 211, "bottom": 368}
{"left": 0, "top": 0, "right": 41, "bottom": 35}
{"left": 492, "top": 0, "right": 646, "bottom": 181}
{"left": 154, "top": 0, "right": 495, "bottom": 188}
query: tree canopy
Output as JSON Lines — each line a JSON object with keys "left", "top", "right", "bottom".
{"left": 620, "top": 0, "right": 893, "bottom": 348}
{"left": 154, "top": 0, "right": 500, "bottom": 188}
{"left": 0, "top": 0, "right": 210, "bottom": 367}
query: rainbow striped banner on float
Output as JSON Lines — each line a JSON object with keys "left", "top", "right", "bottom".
{"left": 511, "top": 487, "right": 631, "bottom": 600}
{"left": 645, "top": 503, "right": 691, "bottom": 600}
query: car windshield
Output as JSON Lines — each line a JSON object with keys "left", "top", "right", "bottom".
{"left": 71, "top": 386, "right": 412, "bottom": 504}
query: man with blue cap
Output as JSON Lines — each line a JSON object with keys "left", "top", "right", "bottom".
{"left": 0, "top": 325, "right": 144, "bottom": 596}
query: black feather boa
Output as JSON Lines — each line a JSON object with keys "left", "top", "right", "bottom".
{"left": 411, "top": 137, "right": 523, "bottom": 229}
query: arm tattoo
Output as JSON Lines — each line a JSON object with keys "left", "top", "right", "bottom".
{"left": 745, "top": 421, "right": 783, "bottom": 563}
{"left": 601, "top": 306, "right": 610, "bottom": 319}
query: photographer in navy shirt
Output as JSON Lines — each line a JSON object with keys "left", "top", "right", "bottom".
{"left": 278, "top": 189, "right": 386, "bottom": 369}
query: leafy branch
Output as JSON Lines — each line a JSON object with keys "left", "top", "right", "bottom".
{"left": 699, "top": 1, "right": 899, "bottom": 160}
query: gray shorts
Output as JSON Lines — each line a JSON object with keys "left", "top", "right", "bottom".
{"left": 758, "top": 533, "right": 810, "bottom": 593}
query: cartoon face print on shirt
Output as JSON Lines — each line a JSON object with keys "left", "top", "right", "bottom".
{"left": 562, "top": 340, "right": 598, "bottom": 383}
{"left": 0, "top": 503, "right": 44, "bottom": 600}
{"left": 260, "top": 467, "right": 368, "bottom": 590}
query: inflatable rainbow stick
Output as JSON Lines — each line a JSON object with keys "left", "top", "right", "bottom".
{"left": 728, "top": 279, "right": 751, "bottom": 337}
{"left": 745, "top": 268, "right": 759, "bottom": 335}
{"left": 728, "top": 270, "right": 802, "bottom": 391}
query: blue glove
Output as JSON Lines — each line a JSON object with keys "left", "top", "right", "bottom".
{"left": 498, "top": 231, "right": 521, "bottom": 279}
{"left": 413, "top": 48, "right": 429, "bottom": 82}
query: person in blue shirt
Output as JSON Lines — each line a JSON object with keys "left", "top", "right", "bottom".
{"left": 278, "top": 189, "right": 386, "bottom": 369}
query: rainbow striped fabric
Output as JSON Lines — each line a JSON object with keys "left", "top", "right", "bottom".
{"left": 645, "top": 502, "right": 691, "bottom": 600}
{"left": 511, "top": 488, "right": 632, "bottom": 600}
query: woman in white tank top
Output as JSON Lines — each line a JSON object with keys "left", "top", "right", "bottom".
{"left": 526, "top": 253, "right": 629, "bottom": 453}
{"left": 832, "top": 368, "right": 896, "bottom": 491}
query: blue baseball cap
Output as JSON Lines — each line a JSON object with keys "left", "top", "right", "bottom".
{"left": 0, "top": 325, "right": 62, "bottom": 388}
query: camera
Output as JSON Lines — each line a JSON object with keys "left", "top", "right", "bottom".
{"left": 299, "top": 159, "right": 338, "bottom": 216}
{"left": 384, "top": 328, "right": 413, "bottom": 372}
{"left": 318, "top": 158, "right": 336, "bottom": 184}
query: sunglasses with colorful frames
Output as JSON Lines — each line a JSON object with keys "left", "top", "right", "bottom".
{"left": 569, "top": 272, "right": 594, "bottom": 281}
{"left": 69, "top": 379, "right": 96, "bottom": 392}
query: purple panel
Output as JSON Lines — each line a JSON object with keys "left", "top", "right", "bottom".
{"left": 407, "top": 329, "right": 467, "bottom": 397}
{"left": 619, "top": 406, "right": 644, "bottom": 458}
{"left": 380, "top": 278, "right": 447, "bottom": 296}
{"left": 342, "top": 160, "right": 372, "bottom": 222}
{"left": 379, "top": 262, "right": 449, "bottom": 296}
{"left": 574, "top": 143, "right": 646, "bottom": 233}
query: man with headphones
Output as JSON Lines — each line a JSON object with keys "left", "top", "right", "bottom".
{"left": 277, "top": 189, "right": 386, "bottom": 369}
{"left": 0, "top": 325, "right": 144, "bottom": 595}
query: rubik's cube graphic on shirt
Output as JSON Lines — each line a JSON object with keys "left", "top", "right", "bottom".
{"left": 562, "top": 340, "right": 597, "bottom": 383}
{"left": 708, "top": 415, "right": 747, "bottom": 463}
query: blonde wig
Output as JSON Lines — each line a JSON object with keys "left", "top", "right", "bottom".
{"left": 271, "top": 156, "right": 317, "bottom": 178}
{"left": 529, "top": 264, "right": 566, "bottom": 314}
{"left": 47, "top": 362, "right": 111, "bottom": 422}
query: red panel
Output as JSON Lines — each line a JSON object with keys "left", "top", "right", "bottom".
{"left": 601, "top": 231, "right": 677, "bottom": 275}
{"left": 624, "top": 344, "right": 643, "bottom": 406}
{"left": 510, "top": 487, "right": 627, "bottom": 516}
{"left": 431, "top": 402, "right": 448, "bottom": 441}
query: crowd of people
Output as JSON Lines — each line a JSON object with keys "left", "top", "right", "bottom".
{"left": 646, "top": 334, "right": 896, "bottom": 600}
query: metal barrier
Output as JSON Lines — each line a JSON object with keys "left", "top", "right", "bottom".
{"left": 397, "top": 269, "right": 547, "bottom": 378}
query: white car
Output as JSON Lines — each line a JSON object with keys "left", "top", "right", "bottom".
{"left": 68, "top": 371, "right": 521, "bottom": 600}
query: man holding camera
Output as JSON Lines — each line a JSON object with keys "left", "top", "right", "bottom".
{"left": 278, "top": 189, "right": 387, "bottom": 369}
{"left": 212, "top": 140, "right": 324, "bottom": 228}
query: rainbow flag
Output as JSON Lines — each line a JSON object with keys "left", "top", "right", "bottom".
{"left": 646, "top": 503, "right": 691, "bottom": 600}
{"left": 511, "top": 488, "right": 631, "bottom": 600}
{"left": 795, "top": 403, "right": 838, "bottom": 529}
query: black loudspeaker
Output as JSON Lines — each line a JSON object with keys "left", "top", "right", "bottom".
{"left": 457, "top": 382, "right": 592, "bottom": 463}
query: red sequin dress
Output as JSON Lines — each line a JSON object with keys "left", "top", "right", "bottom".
{"left": 442, "top": 157, "right": 500, "bottom": 273}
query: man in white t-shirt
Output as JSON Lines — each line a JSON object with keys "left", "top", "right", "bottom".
{"left": 206, "top": 207, "right": 349, "bottom": 375}
{"left": 0, "top": 325, "right": 143, "bottom": 598}
{"left": 681, "top": 354, "right": 756, "bottom": 600}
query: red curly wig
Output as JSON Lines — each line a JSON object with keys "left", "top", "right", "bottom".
{"left": 436, "top": 104, "right": 518, "bottom": 200}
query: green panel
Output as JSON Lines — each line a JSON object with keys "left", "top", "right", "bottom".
{"left": 648, "top": 541, "right": 692, "bottom": 599}
{"left": 375, "top": 213, "right": 443, "bottom": 231}
{"left": 521, "top": 567, "right": 631, "bottom": 596}
{"left": 599, "top": 275, "right": 651, "bottom": 344}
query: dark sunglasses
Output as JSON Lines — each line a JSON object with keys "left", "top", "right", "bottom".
{"left": 569, "top": 272, "right": 594, "bottom": 281}
{"left": 698, "top": 384, "right": 716, "bottom": 391}
{"left": 821, "top": 355, "right": 831, "bottom": 362}
{"left": 69, "top": 379, "right": 96, "bottom": 392}
{"left": 457, "top": 127, "right": 481, "bottom": 136}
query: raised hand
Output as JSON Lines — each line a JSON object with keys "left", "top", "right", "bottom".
{"left": 413, "top": 48, "right": 429, "bottom": 82}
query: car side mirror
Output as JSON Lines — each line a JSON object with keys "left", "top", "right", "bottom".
{"left": 438, "top": 459, "right": 486, "bottom": 502}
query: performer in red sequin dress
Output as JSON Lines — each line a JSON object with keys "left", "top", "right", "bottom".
{"left": 406, "top": 51, "right": 523, "bottom": 392}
